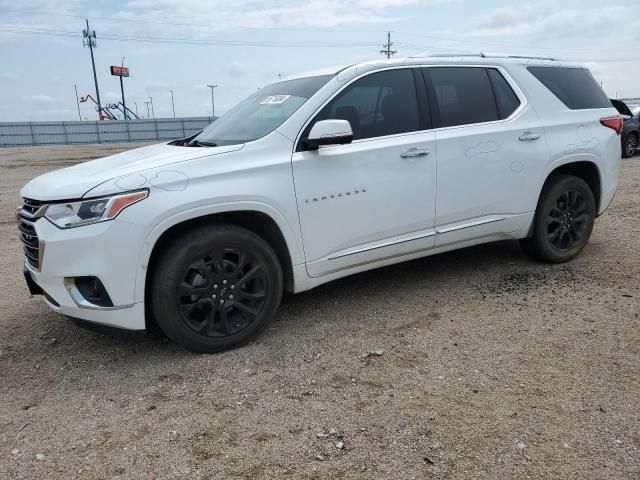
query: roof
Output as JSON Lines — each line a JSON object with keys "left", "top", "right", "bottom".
{"left": 284, "top": 54, "right": 584, "bottom": 82}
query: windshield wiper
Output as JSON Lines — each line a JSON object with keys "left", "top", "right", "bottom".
{"left": 187, "top": 139, "right": 217, "bottom": 147}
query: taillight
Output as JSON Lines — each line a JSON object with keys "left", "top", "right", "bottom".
{"left": 600, "top": 117, "right": 623, "bottom": 135}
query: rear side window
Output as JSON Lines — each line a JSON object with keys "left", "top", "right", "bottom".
{"left": 314, "top": 69, "right": 420, "bottom": 140}
{"left": 427, "top": 67, "right": 499, "bottom": 127}
{"left": 488, "top": 68, "right": 521, "bottom": 119}
{"left": 528, "top": 67, "right": 611, "bottom": 110}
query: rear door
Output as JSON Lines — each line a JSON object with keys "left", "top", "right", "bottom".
{"left": 423, "top": 66, "right": 549, "bottom": 246}
{"left": 292, "top": 68, "right": 437, "bottom": 277}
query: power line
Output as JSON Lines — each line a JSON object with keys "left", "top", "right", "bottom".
{"left": 4, "top": 10, "right": 389, "bottom": 35}
{"left": 1, "top": 23, "right": 639, "bottom": 61}
{"left": 5, "top": 9, "right": 639, "bottom": 55}
{"left": 0, "top": 24, "right": 380, "bottom": 48}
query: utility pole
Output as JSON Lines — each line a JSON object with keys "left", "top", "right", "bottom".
{"left": 73, "top": 84, "right": 81, "bottom": 121}
{"left": 144, "top": 101, "right": 151, "bottom": 118}
{"left": 207, "top": 84, "right": 218, "bottom": 118}
{"left": 380, "top": 31, "right": 397, "bottom": 59}
{"left": 169, "top": 90, "right": 176, "bottom": 118}
{"left": 149, "top": 96, "right": 155, "bottom": 118}
{"left": 83, "top": 19, "right": 102, "bottom": 120}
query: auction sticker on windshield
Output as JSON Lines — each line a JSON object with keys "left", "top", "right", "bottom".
{"left": 260, "top": 95, "right": 291, "bottom": 104}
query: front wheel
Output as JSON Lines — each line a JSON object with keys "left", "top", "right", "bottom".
{"left": 521, "top": 175, "right": 596, "bottom": 263}
{"left": 151, "top": 225, "right": 283, "bottom": 353}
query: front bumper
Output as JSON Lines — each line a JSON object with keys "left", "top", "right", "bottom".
{"left": 22, "top": 218, "right": 149, "bottom": 330}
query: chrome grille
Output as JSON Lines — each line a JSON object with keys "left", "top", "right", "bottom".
{"left": 17, "top": 198, "right": 48, "bottom": 271}
{"left": 21, "top": 198, "right": 47, "bottom": 217}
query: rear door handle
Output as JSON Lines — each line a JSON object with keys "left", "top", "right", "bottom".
{"left": 400, "top": 148, "right": 430, "bottom": 159}
{"left": 519, "top": 131, "right": 542, "bottom": 142}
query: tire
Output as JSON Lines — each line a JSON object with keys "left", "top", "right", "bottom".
{"left": 520, "top": 175, "right": 596, "bottom": 263}
{"left": 622, "top": 133, "right": 638, "bottom": 159}
{"left": 151, "top": 224, "right": 283, "bottom": 353}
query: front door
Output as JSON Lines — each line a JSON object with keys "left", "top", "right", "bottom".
{"left": 291, "top": 68, "right": 437, "bottom": 277}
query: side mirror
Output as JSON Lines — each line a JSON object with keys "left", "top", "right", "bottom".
{"left": 303, "top": 119, "right": 353, "bottom": 150}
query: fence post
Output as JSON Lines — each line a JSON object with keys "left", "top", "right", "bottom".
{"left": 181, "top": 118, "right": 186, "bottom": 137}
{"left": 29, "top": 122, "right": 36, "bottom": 146}
{"left": 126, "top": 119, "right": 131, "bottom": 143}
{"left": 63, "top": 122, "right": 69, "bottom": 144}
{"left": 95, "top": 120, "right": 101, "bottom": 144}
{"left": 154, "top": 118, "right": 160, "bottom": 140}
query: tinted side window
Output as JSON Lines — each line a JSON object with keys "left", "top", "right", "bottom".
{"left": 528, "top": 67, "right": 611, "bottom": 110}
{"left": 428, "top": 67, "right": 499, "bottom": 127}
{"left": 315, "top": 69, "right": 420, "bottom": 140}
{"left": 488, "top": 68, "right": 521, "bottom": 119}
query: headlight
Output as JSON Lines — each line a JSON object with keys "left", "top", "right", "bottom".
{"left": 45, "top": 190, "right": 148, "bottom": 228}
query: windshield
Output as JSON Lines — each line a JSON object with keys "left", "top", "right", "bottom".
{"left": 193, "top": 75, "right": 333, "bottom": 146}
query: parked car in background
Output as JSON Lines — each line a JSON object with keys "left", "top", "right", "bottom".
{"left": 611, "top": 99, "right": 639, "bottom": 158}
{"left": 18, "top": 56, "right": 622, "bottom": 352}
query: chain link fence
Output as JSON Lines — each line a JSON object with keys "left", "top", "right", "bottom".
{"left": 0, "top": 117, "right": 214, "bottom": 147}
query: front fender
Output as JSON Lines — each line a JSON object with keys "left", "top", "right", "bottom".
{"left": 132, "top": 200, "right": 305, "bottom": 304}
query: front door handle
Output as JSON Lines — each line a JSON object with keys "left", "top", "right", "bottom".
{"left": 400, "top": 148, "right": 430, "bottom": 159}
{"left": 519, "top": 131, "right": 542, "bottom": 142}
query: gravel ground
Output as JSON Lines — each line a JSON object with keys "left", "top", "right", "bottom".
{"left": 0, "top": 144, "right": 639, "bottom": 480}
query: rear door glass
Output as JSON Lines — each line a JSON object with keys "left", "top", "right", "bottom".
{"left": 487, "top": 68, "right": 521, "bottom": 119}
{"left": 426, "top": 67, "right": 499, "bottom": 127}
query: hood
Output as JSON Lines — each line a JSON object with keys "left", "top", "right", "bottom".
{"left": 20, "top": 142, "right": 244, "bottom": 201}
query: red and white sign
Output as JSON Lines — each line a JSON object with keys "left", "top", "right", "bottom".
{"left": 110, "top": 66, "right": 130, "bottom": 77}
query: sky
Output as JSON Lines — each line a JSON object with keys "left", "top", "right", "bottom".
{"left": 0, "top": 0, "right": 639, "bottom": 122}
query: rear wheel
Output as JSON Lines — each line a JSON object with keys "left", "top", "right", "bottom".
{"left": 151, "top": 225, "right": 283, "bottom": 353}
{"left": 521, "top": 175, "right": 596, "bottom": 263}
{"left": 622, "top": 133, "right": 638, "bottom": 158}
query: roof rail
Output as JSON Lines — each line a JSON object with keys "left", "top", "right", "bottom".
{"left": 407, "top": 52, "right": 558, "bottom": 61}
{"left": 413, "top": 52, "right": 487, "bottom": 58}
{"left": 506, "top": 55, "right": 556, "bottom": 61}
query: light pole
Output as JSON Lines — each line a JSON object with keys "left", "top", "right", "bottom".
{"left": 119, "top": 56, "right": 128, "bottom": 119}
{"left": 73, "top": 84, "right": 81, "bottom": 121}
{"left": 169, "top": 90, "right": 175, "bottom": 118}
{"left": 207, "top": 84, "right": 218, "bottom": 118}
{"left": 148, "top": 96, "right": 155, "bottom": 118}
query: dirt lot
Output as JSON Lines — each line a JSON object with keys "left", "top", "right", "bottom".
{"left": 0, "top": 143, "right": 639, "bottom": 480}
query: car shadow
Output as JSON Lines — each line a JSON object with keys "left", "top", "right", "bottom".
{"left": 19, "top": 239, "right": 558, "bottom": 364}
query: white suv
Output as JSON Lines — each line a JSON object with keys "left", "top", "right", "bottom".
{"left": 18, "top": 55, "right": 622, "bottom": 352}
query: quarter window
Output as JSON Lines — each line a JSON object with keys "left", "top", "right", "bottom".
{"left": 427, "top": 67, "right": 499, "bottom": 127}
{"left": 488, "top": 68, "right": 521, "bottom": 119}
{"left": 527, "top": 67, "right": 611, "bottom": 110}
{"left": 313, "top": 69, "right": 421, "bottom": 140}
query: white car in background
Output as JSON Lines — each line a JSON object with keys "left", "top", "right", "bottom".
{"left": 18, "top": 55, "right": 621, "bottom": 352}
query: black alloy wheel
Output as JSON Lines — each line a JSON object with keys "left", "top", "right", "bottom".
{"left": 623, "top": 134, "right": 638, "bottom": 158}
{"left": 546, "top": 190, "right": 590, "bottom": 252}
{"left": 177, "top": 248, "right": 267, "bottom": 338}
{"left": 152, "top": 225, "right": 283, "bottom": 353}
{"left": 520, "top": 175, "right": 595, "bottom": 263}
